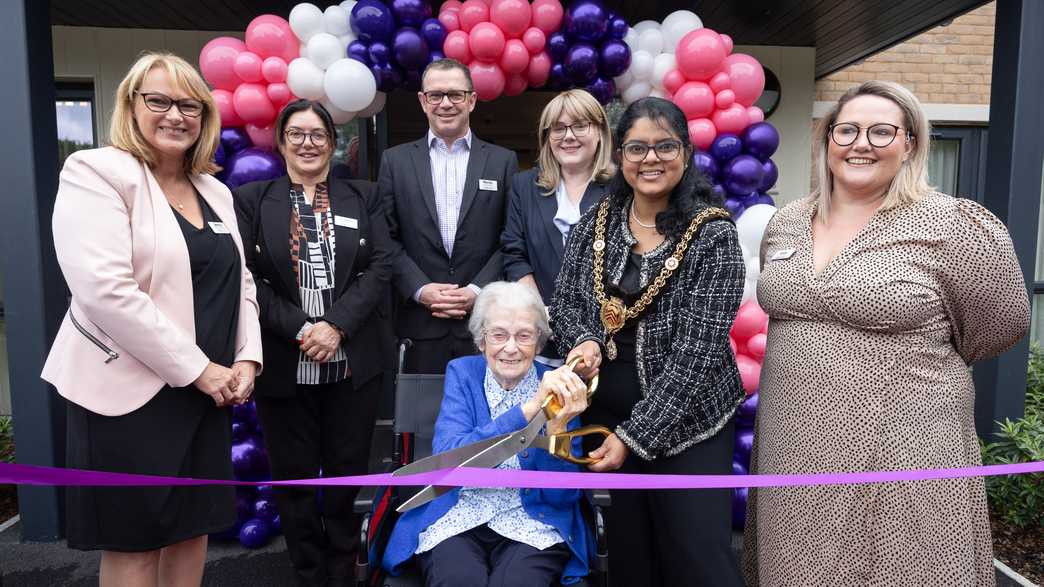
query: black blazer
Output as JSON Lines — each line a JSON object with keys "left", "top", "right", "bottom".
{"left": 501, "top": 167, "right": 607, "bottom": 307}
{"left": 233, "top": 175, "right": 395, "bottom": 397}
{"left": 378, "top": 134, "right": 519, "bottom": 340}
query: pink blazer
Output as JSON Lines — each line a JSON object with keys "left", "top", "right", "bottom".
{"left": 42, "top": 147, "right": 263, "bottom": 416}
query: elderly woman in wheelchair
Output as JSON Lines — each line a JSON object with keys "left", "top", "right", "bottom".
{"left": 382, "top": 281, "right": 594, "bottom": 587}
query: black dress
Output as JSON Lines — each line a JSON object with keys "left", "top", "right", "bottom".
{"left": 66, "top": 194, "right": 241, "bottom": 551}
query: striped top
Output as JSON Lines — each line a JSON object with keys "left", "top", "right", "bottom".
{"left": 427, "top": 129, "right": 472, "bottom": 257}
{"left": 289, "top": 183, "right": 350, "bottom": 384}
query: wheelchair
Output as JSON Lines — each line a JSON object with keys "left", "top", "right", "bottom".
{"left": 354, "top": 341, "right": 610, "bottom": 587}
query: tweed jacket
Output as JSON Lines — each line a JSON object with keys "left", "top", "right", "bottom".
{"left": 550, "top": 196, "right": 746, "bottom": 460}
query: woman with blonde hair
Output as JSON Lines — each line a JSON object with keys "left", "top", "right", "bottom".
{"left": 43, "top": 52, "right": 262, "bottom": 586}
{"left": 501, "top": 89, "right": 613, "bottom": 365}
{"left": 744, "top": 80, "right": 1029, "bottom": 585}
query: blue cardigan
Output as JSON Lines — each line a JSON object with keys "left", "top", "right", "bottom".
{"left": 382, "top": 355, "right": 592, "bottom": 584}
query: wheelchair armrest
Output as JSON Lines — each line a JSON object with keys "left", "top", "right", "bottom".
{"left": 355, "top": 512, "right": 372, "bottom": 586}
{"left": 585, "top": 488, "right": 611, "bottom": 508}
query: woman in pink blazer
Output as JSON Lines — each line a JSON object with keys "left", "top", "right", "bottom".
{"left": 42, "top": 53, "right": 262, "bottom": 586}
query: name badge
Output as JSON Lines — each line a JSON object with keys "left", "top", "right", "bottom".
{"left": 334, "top": 215, "right": 358, "bottom": 229}
{"left": 769, "top": 248, "right": 796, "bottom": 261}
{"left": 208, "top": 221, "right": 231, "bottom": 234}
{"left": 478, "top": 179, "right": 498, "bottom": 191}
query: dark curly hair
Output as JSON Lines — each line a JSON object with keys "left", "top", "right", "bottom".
{"left": 608, "top": 97, "right": 719, "bottom": 240}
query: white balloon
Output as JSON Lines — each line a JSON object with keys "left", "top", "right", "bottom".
{"left": 614, "top": 70, "right": 635, "bottom": 91}
{"left": 632, "top": 20, "right": 660, "bottom": 34}
{"left": 739, "top": 243, "right": 753, "bottom": 264}
{"left": 651, "top": 53, "right": 676, "bottom": 88}
{"left": 746, "top": 254, "right": 761, "bottom": 284}
{"left": 629, "top": 50, "right": 655, "bottom": 82}
{"left": 735, "top": 204, "right": 778, "bottom": 256}
{"left": 320, "top": 97, "right": 356, "bottom": 124}
{"left": 308, "top": 33, "right": 345, "bottom": 70}
{"left": 356, "top": 91, "right": 387, "bottom": 118}
{"left": 622, "top": 81, "right": 652, "bottom": 104}
{"left": 661, "top": 10, "right": 704, "bottom": 53}
{"left": 623, "top": 29, "right": 640, "bottom": 54}
{"left": 741, "top": 276, "right": 758, "bottom": 303}
{"left": 289, "top": 3, "right": 325, "bottom": 43}
{"left": 324, "top": 58, "right": 377, "bottom": 112}
{"left": 637, "top": 28, "right": 664, "bottom": 55}
{"left": 649, "top": 87, "right": 668, "bottom": 99}
{"left": 338, "top": 31, "right": 358, "bottom": 49}
{"left": 339, "top": 0, "right": 357, "bottom": 14}
{"left": 324, "top": 5, "right": 351, "bottom": 36}
{"left": 287, "top": 57, "right": 326, "bottom": 100}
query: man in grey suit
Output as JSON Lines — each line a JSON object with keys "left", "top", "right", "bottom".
{"left": 379, "top": 58, "right": 519, "bottom": 373}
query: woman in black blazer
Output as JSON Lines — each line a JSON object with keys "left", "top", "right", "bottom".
{"left": 502, "top": 89, "right": 614, "bottom": 364}
{"left": 234, "top": 100, "right": 394, "bottom": 586}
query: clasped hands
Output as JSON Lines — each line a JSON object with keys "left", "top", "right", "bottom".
{"left": 418, "top": 283, "right": 477, "bottom": 319}
{"left": 192, "top": 360, "right": 258, "bottom": 407}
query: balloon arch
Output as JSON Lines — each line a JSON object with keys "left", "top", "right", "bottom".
{"left": 202, "top": 0, "right": 778, "bottom": 548}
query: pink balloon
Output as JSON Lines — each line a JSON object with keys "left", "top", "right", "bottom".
{"left": 504, "top": 72, "right": 528, "bottom": 96}
{"left": 526, "top": 51, "right": 552, "bottom": 87}
{"left": 491, "top": 0, "right": 531, "bottom": 39}
{"left": 747, "top": 106, "right": 765, "bottom": 124}
{"left": 499, "top": 39, "right": 530, "bottom": 74}
{"left": 676, "top": 28, "right": 727, "bottom": 81}
{"left": 687, "top": 117, "right": 717, "bottom": 151}
{"left": 470, "top": 61, "right": 506, "bottom": 101}
{"left": 200, "top": 37, "right": 245, "bottom": 91}
{"left": 266, "top": 82, "right": 292, "bottom": 105}
{"left": 459, "top": 0, "right": 490, "bottom": 32}
{"left": 470, "top": 22, "right": 506, "bottom": 62}
{"left": 530, "top": 0, "right": 564, "bottom": 34}
{"left": 729, "top": 336, "right": 738, "bottom": 355}
{"left": 245, "top": 15, "right": 298, "bottom": 63}
{"left": 522, "top": 27, "right": 546, "bottom": 54}
{"left": 233, "top": 83, "right": 277, "bottom": 125}
{"left": 709, "top": 71, "right": 731, "bottom": 93}
{"left": 440, "top": 0, "right": 464, "bottom": 13}
{"left": 245, "top": 123, "right": 276, "bottom": 150}
{"left": 746, "top": 333, "right": 767, "bottom": 360}
{"left": 211, "top": 89, "right": 244, "bottom": 127}
{"left": 673, "top": 81, "right": 714, "bottom": 120}
{"left": 724, "top": 53, "right": 766, "bottom": 107}
{"left": 715, "top": 89, "right": 735, "bottom": 109}
{"left": 261, "top": 57, "right": 288, "bottom": 83}
{"left": 443, "top": 30, "right": 473, "bottom": 63}
{"left": 731, "top": 301, "right": 769, "bottom": 342}
{"left": 712, "top": 103, "right": 750, "bottom": 135}
{"left": 662, "top": 69, "right": 686, "bottom": 95}
{"left": 233, "top": 52, "right": 264, "bottom": 83}
{"left": 439, "top": 10, "right": 461, "bottom": 32}
{"left": 720, "top": 33, "right": 734, "bottom": 55}
{"left": 735, "top": 354, "right": 761, "bottom": 395}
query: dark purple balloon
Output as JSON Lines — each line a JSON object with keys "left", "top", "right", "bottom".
{"left": 756, "top": 192, "right": 776, "bottom": 207}
{"left": 737, "top": 392, "right": 759, "bottom": 428}
{"left": 547, "top": 32, "right": 569, "bottom": 62}
{"left": 608, "top": 16, "right": 628, "bottom": 40}
{"left": 224, "top": 149, "right": 284, "bottom": 189}
{"left": 214, "top": 141, "right": 227, "bottom": 167}
{"left": 256, "top": 484, "right": 274, "bottom": 498}
{"left": 565, "top": 0, "right": 609, "bottom": 43}
{"left": 759, "top": 159, "right": 778, "bottom": 192}
{"left": 724, "top": 154, "right": 766, "bottom": 196}
{"left": 253, "top": 496, "right": 279, "bottom": 522}
{"left": 742, "top": 191, "right": 761, "bottom": 208}
{"left": 692, "top": 152, "right": 719, "bottom": 182}
{"left": 585, "top": 77, "right": 615, "bottom": 105}
{"left": 236, "top": 494, "right": 252, "bottom": 523}
{"left": 271, "top": 514, "right": 282, "bottom": 534}
{"left": 238, "top": 518, "right": 272, "bottom": 549}
{"left": 231, "top": 421, "right": 249, "bottom": 442}
{"left": 724, "top": 195, "right": 745, "bottom": 217}
{"left": 734, "top": 429, "right": 754, "bottom": 468}
{"left": 741, "top": 121, "right": 780, "bottom": 161}
{"left": 598, "top": 39, "right": 630, "bottom": 78}
{"left": 351, "top": 0, "right": 396, "bottom": 43}
{"left": 711, "top": 183, "right": 728, "bottom": 202}
{"left": 370, "top": 63, "right": 404, "bottom": 92}
{"left": 732, "top": 486, "right": 748, "bottom": 530}
{"left": 232, "top": 401, "right": 257, "bottom": 425}
{"left": 393, "top": 28, "right": 429, "bottom": 70}
{"left": 564, "top": 43, "right": 599, "bottom": 84}
{"left": 710, "top": 133, "right": 743, "bottom": 162}
{"left": 220, "top": 127, "right": 252, "bottom": 154}
{"left": 549, "top": 62, "right": 569, "bottom": 90}
{"left": 368, "top": 41, "right": 391, "bottom": 66}
{"left": 390, "top": 0, "right": 431, "bottom": 28}
{"left": 427, "top": 50, "right": 445, "bottom": 65}
{"left": 231, "top": 439, "right": 265, "bottom": 478}
{"left": 347, "top": 40, "right": 371, "bottom": 66}
{"left": 732, "top": 459, "right": 748, "bottom": 476}
{"left": 420, "top": 17, "right": 447, "bottom": 49}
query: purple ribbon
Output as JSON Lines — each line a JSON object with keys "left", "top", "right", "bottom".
{"left": 1, "top": 461, "right": 1041, "bottom": 489}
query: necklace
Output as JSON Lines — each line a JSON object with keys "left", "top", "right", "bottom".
{"left": 629, "top": 202, "right": 657, "bottom": 229}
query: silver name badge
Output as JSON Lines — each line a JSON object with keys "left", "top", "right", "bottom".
{"left": 769, "top": 248, "right": 796, "bottom": 261}
{"left": 208, "top": 222, "right": 231, "bottom": 234}
{"left": 478, "top": 179, "right": 498, "bottom": 191}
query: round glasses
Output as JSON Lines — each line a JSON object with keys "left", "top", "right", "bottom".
{"left": 548, "top": 121, "right": 592, "bottom": 140}
{"left": 829, "top": 123, "right": 908, "bottom": 148}
{"left": 422, "top": 90, "right": 472, "bottom": 105}
{"left": 620, "top": 140, "right": 683, "bottom": 163}
{"left": 136, "top": 91, "right": 205, "bottom": 118}
{"left": 482, "top": 328, "right": 537, "bottom": 347}
{"left": 284, "top": 129, "right": 330, "bottom": 147}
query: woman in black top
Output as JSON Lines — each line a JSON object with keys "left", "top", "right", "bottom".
{"left": 551, "top": 98, "right": 746, "bottom": 586}
{"left": 234, "top": 100, "right": 395, "bottom": 586}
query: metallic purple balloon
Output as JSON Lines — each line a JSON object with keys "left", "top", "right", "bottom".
{"left": 220, "top": 127, "right": 252, "bottom": 154}
{"left": 741, "top": 121, "right": 780, "bottom": 161}
{"left": 370, "top": 63, "right": 404, "bottom": 92}
{"left": 236, "top": 494, "right": 252, "bottom": 522}
{"left": 548, "top": 32, "right": 570, "bottom": 62}
{"left": 742, "top": 191, "right": 761, "bottom": 208}
{"left": 224, "top": 148, "right": 285, "bottom": 190}
{"left": 564, "top": 43, "right": 599, "bottom": 84}
{"left": 737, "top": 392, "right": 759, "bottom": 428}
{"left": 253, "top": 496, "right": 279, "bottom": 522}
{"left": 608, "top": 16, "right": 628, "bottom": 40}
{"left": 238, "top": 518, "right": 272, "bottom": 549}
{"left": 565, "top": 0, "right": 609, "bottom": 43}
{"left": 585, "top": 77, "right": 616, "bottom": 105}
{"left": 734, "top": 429, "right": 754, "bottom": 468}
{"left": 732, "top": 459, "right": 748, "bottom": 476}
{"left": 214, "top": 141, "right": 227, "bottom": 167}
{"left": 759, "top": 159, "right": 778, "bottom": 191}
{"left": 420, "top": 17, "right": 447, "bottom": 49}
{"left": 724, "top": 154, "right": 766, "bottom": 196}
{"left": 710, "top": 133, "right": 743, "bottom": 162}
{"left": 428, "top": 50, "right": 445, "bottom": 65}
{"left": 393, "top": 27, "right": 429, "bottom": 71}
{"left": 231, "top": 439, "right": 265, "bottom": 478}
{"left": 598, "top": 39, "right": 630, "bottom": 78}
{"left": 724, "top": 195, "right": 745, "bottom": 217}
{"left": 390, "top": 0, "right": 431, "bottom": 28}
{"left": 732, "top": 486, "right": 748, "bottom": 530}
{"left": 368, "top": 41, "right": 391, "bottom": 66}
{"left": 351, "top": 0, "right": 396, "bottom": 44}
{"left": 692, "top": 152, "right": 719, "bottom": 182}
{"left": 549, "top": 63, "right": 569, "bottom": 90}
{"left": 232, "top": 401, "right": 257, "bottom": 425}
{"left": 348, "top": 40, "right": 371, "bottom": 66}
{"left": 271, "top": 514, "right": 282, "bottom": 534}
{"left": 756, "top": 192, "right": 775, "bottom": 207}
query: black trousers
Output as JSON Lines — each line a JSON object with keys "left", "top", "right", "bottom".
{"left": 417, "top": 525, "right": 571, "bottom": 587}
{"left": 255, "top": 375, "right": 381, "bottom": 587}
{"left": 403, "top": 335, "right": 477, "bottom": 374}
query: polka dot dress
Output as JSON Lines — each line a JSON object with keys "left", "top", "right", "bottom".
{"left": 743, "top": 193, "right": 1030, "bottom": 586}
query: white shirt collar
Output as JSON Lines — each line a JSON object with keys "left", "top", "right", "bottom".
{"left": 428, "top": 129, "right": 473, "bottom": 151}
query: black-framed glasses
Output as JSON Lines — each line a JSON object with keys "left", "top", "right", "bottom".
{"left": 422, "top": 90, "right": 472, "bottom": 105}
{"left": 136, "top": 91, "right": 205, "bottom": 118}
{"left": 284, "top": 128, "right": 330, "bottom": 147}
{"left": 482, "top": 328, "right": 537, "bottom": 347}
{"left": 829, "top": 123, "right": 909, "bottom": 148}
{"left": 620, "top": 140, "right": 683, "bottom": 163}
{"left": 548, "top": 121, "right": 592, "bottom": 140}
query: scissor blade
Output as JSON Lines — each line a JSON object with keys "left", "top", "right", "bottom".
{"left": 396, "top": 484, "right": 453, "bottom": 513}
{"left": 454, "top": 412, "right": 548, "bottom": 471}
{"left": 392, "top": 433, "right": 512, "bottom": 477}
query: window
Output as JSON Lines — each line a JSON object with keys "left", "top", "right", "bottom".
{"left": 927, "top": 126, "right": 987, "bottom": 202}
{"left": 55, "top": 81, "right": 96, "bottom": 167}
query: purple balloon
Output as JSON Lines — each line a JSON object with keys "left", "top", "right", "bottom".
{"left": 420, "top": 18, "right": 447, "bottom": 49}
{"left": 737, "top": 392, "right": 759, "bottom": 428}
{"left": 710, "top": 133, "right": 743, "bottom": 162}
{"left": 220, "top": 127, "right": 252, "bottom": 154}
{"left": 232, "top": 401, "right": 257, "bottom": 425}
{"left": 370, "top": 63, "right": 403, "bottom": 92}
{"left": 756, "top": 192, "right": 776, "bottom": 207}
{"left": 732, "top": 459, "right": 748, "bottom": 476}
{"left": 256, "top": 484, "right": 275, "bottom": 498}
{"left": 271, "top": 514, "right": 282, "bottom": 534}
{"left": 759, "top": 159, "right": 778, "bottom": 192}
{"left": 692, "top": 152, "right": 719, "bottom": 182}
{"left": 608, "top": 17, "right": 628, "bottom": 40}
{"left": 548, "top": 32, "right": 569, "bottom": 62}
{"left": 564, "top": 43, "right": 599, "bottom": 84}
{"left": 223, "top": 149, "right": 284, "bottom": 190}
{"left": 427, "top": 49, "right": 445, "bottom": 65}
{"left": 598, "top": 39, "right": 631, "bottom": 78}
{"left": 393, "top": 28, "right": 429, "bottom": 70}
{"left": 724, "top": 154, "right": 766, "bottom": 196}
{"left": 734, "top": 429, "right": 754, "bottom": 468}
{"left": 732, "top": 486, "right": 748, "bottom": 530}
{"left": 549, "top": 62, "right": 569, "bottom": 90}
{"left": 238, "top": 518, "right": 272, "bottom": 549}
{"left": 231, "top": 421, "right": 250, "bottom": 442}
{"left": 347, "top": 40, "right": 371, "bottom": 66}
{"left": 236, "top": 494, "right": 252, "bottom": 523}
{"left": 565, "top": 0, "right": 609, "bottom": 43}
{"left": 585, "top": 77, "right": 615, "bottom": 105}
{"left": 368, "top": 41, "right": 391, "bottom": 66}
{"left": 742, "top": 122, "right": 780, "bottom": 161}
{"left": 351, "top": 0, "right": 396, "bottom": 43}
{"left": 724, "top": 195, "right": 745, "bottom": 217}
{"left": 231, "top": 439, "right": 265, "bottom": 478}
{"left": 253, "top": 496, "right": 279, "bottom": 523}
{"left": 742, "top": 191, "right": 761, "bottom": 208}
{"left": 214, "top": 141, "right": 227, "bottom": 167}
{"left": 390, "top": 0, "right": 431, "bottom": 28}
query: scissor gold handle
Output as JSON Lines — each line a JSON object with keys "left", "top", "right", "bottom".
{"left": 546, "top": 425, "right": 613, "bottom": 464}
{"left": 544, "top": 356, "right": 600, "bottom": 419}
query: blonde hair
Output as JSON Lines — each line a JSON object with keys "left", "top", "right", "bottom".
{"left": 536, "top": 89, "right": 614, "bottom": 195}
{"left": 109, "top": 52, "right": 220, "bottom": 175}
{"left": 813, "top": 80, "right": 933, "bottom": 221}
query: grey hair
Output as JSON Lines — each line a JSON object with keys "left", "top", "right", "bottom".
{"left": 468, "top": 281, "right": 551, "bottom": 352}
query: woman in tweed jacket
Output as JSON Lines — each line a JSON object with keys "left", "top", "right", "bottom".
{"left": 551, "top": 97, "right": 746, "bottom": 586}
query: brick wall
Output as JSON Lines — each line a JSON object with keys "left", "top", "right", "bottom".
{"left": 815, "top": 2, "right": 995, "bottom": 105}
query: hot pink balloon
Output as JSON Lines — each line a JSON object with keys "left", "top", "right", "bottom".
{"left": 522, "top": 27, "right": 546, "bottom": 54}
{"left": 687, "top": 117, "right": 717, "bottom": 151}
{"left": 732, "top": 301, "right": 769, "bottom": 342}
{"left": 504, "top": 72, "right": 528, "bottom": 96}
{"left": 491, "top": 0, "right": 531, "bottom": 38}
{"left": 441, "top": 0, "right": 464, "bottom": 13}
{"left": 245, "top": 15, "right": 298, "bottom": 63}
{"left": 245, "top": 123, "right": 276, "bottom": 150}
{"left": 499, "top": 39, "right": 530, "bottom": 74}
{"left": 200, "top": 37, "right": 245, "bottom": 91}
{"left": 439, "top": 10, "right": 461, "bottom": 32}
{"left": 747, "top": 106, "right": 765, "bottom": 124}
{"left": 530, "top": 0, "right": 564, "bottom": 34}
{"left": 459, "top": 0, "right": 490, "bottom": 32}
{"left": 267, "top": 82, "right": 292, "bottom": 105}
{"left": 443, "top": 30, "right": 473, "bottom": 63}
{"left": 212, "top": 89, "right": 244, "bottom": 127}
{"left": 261, "top": 57, "right": 288, "bottom": 83}
{"left": 724, "top": 53, "right": 766, "bottom": 107}
{"left": 720, "top": 33, "right": 734, "bottom": 55}
{"left": 729, "top": 336, "right": 738, "bottom": 355}
{"left": 745, "top": 333, "right": 767, "bottom": 360}
{"left": 715, "top": 89, "right": 736, "bottom": 109}
{"left": 676, "top": 28, "right": 727, "bottom": 81}
{"left": 735, "top": 354, "right": 761, "bottom": 395}
{"left": 470, "top": 61, "right": 506, "bottom": 100}
{"left": 470, "top": 22, "right": 506, "bottom": 62}
{"left": 709, "top": 71, "right": 731, "bottom": 93}
{"left": 234, "top": 52, "right": 264, "bottom": 83}
{"left": 663, "top": 69, "right": 686, "bottom": 95}
{"left": 233, "top": 83, "right": 277, "bottom": 125}
{"left": 526, "top": 51, "right": 552, "bottom": 87}
{"left": 673, "top": 81, "right": 714, "bottom": 120}
{"left": 712, "top": 103, "right": 751, "bottom": 135}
